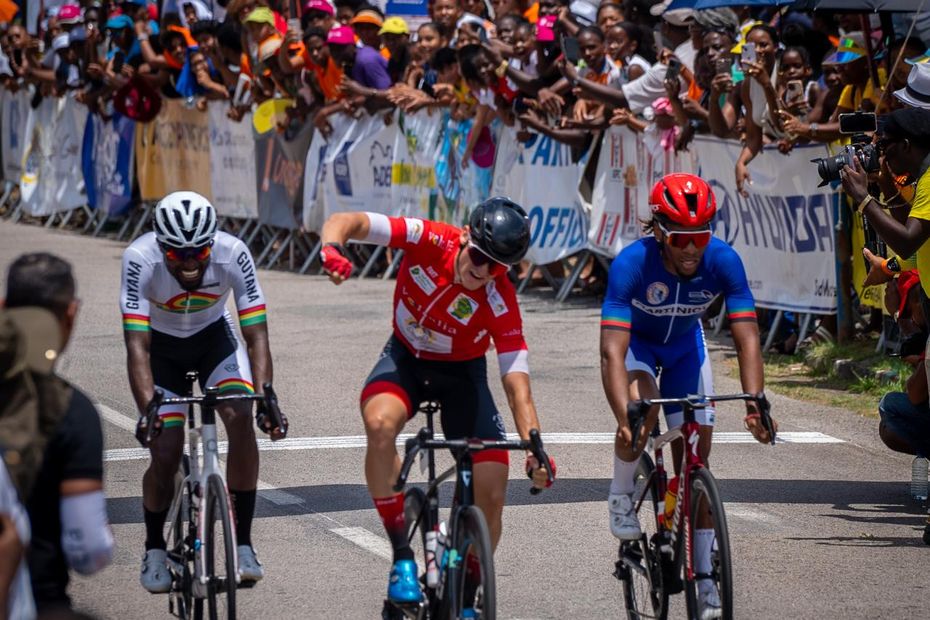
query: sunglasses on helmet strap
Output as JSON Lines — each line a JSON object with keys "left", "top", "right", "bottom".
{"left": 160, "top": 243, "right": 213, "bottom": 262}
{"left": 657, "top": 222, "right": 712, "bottom": 250}
{"left": 466, "top": 241, "right": 509, "bottom": 277}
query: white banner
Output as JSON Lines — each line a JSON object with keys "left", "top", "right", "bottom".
{"left": 321, "top": 112, "right": 400, "bottom": 218}
{"left": 492, "top": 129, "right": 587, "bottom": 265}
{"left": 391, "top": 109, "right": 443, "bottom": 219}
{"left": 209, "top": 103, "right": 258, "bottom": 219}
{"left": 695, "top": 137, "right": 837, "bottom": 313}
{"left": 20, "top": 96, "right": 88, "bottom": 217}
{"left": 588, "top": 126, "right": 647, "bottom": 256}
{"left": 302, "top": 128, "right": 329, "bottom": 232}
{"left": 1, "top": 89, "right": 30, "bottom": 184}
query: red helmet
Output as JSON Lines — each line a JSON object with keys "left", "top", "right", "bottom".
{"left": 650, "top": 173, "right": 716, "bottom": 227}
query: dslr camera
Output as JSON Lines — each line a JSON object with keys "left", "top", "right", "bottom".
{"left": 812, "top": 112, "right": 881, "bottom": 186}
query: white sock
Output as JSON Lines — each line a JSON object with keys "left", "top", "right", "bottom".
{"left": 694, "top": 528, "right": 715, "bottom": 586}
{"left": 609, "top": 455, "right": 639, "bottom": 495}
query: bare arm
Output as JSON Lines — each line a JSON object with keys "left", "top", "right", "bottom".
{"left": 600, "top": 328, "right": 632, "bottom": 427}
{"left": 241, "top": 322, "right": 273, "bottom": 391}
{"left": 125, "top": 330, "right": 155, "bottom": 414}
{"left": 320, "top": 211, "right": 373, "bottom": 245}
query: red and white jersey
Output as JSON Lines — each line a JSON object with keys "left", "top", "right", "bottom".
{"left": 364, "top": 213, "right": 529, "bottom": 375}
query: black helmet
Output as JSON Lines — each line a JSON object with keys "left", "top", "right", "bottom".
{"left": 468, "top": 197, "right": 531, "bottom": 265}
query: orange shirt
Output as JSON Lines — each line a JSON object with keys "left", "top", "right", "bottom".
{"left": 302, "top": 54, "right": 344, "bottom": 101}
{"left": 524, "top": 3, "right": 539, "bottom": 24}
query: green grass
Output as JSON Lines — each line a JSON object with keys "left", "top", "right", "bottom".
{"left": 731, "top": 336, "right": 914, "bottom": 417}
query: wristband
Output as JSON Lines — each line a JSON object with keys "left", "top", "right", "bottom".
{"left": 880, "top": 258, "right": 895, "bottom": 277}
{"left": 323, "top": 242, "right": 347, "bottom": 257}
{"left": 494, "top": 60, "right": 508, "bottom": 78}
{"left": 857, "top": 195, "right": 874, "bottom": 214}
{"left": 138, "top": 34, "right": 149, "bottom": 42}
{"left": 808, "top": 122, "right": 818, "bottom": 138}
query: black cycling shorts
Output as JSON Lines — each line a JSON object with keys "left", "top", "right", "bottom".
{"left": 360, "top": 336, "right": 509, "bottom": 465}
{"left": 150, "top": 318, "right": 254, "bottom": 426}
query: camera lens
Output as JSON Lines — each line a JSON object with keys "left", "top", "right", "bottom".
{"left": 812, "top": 153, "right": 847, "bottom": 187}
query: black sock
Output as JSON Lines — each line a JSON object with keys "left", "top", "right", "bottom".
{"left": 393, "top": 545, "right": 415, "bottom": 563}
{"left": 144, "top": 507, "right": 169, "bottom": 551}
{"left": 230, "top": 489, "right": 256, "bottom": 547}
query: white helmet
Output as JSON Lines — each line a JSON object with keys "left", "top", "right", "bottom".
{"left": 153, "top": 191, "right": 217, "bottom": 248}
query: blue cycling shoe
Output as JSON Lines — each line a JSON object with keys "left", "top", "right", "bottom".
{"left": 387, "top": 559, "right": 423, "bottom": 603}
{"left": 461, "top": 608, "right": 477, "bottom": 618}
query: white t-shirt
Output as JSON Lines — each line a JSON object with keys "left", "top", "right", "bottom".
{"left": 0, "top": 462, "right": 36, "bottom": 620}
{"left": 621, "top": 40, "right": 697, "bottom": 114}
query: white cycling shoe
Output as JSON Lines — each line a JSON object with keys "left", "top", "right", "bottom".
{"left": 608, "top": 493, "right": 641, "bottom": 540}
{"left": 697, "top": 581, "right": 723, "bottom": 620}
{"left": 140, "top": 549, "right": 172, "bottom": 593}
{"left": 237, "top": 545, "right": 265, "bottom": 582}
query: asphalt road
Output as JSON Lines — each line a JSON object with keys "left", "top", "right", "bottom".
{"left": 2, "top": 219, "right": 928, "bottom": 620}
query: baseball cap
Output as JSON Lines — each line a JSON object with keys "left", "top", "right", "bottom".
{"left": 662, "top": 8, "right": 695, "bottom": 28}
{"left": 379, "top": 16, "right": 409, "bottom": 36}
{"left": 304, "top": 0, "right": 334, "bottom": 16}
{"left": 351, "top": 9, "right": 383, "bottom": 28}
{"left": 536, "top": 15, "right": 556, "bottom": 43}
{"left": 569, "top": 0, "right": 597, "bottom": 27}
{"left": 4, "top": 308, "right": 61, "bottom": 374}
{"left": 327, "top": 25, "right": 355, "bottom": 45}
{"left": 823, "top": 35, "right": 866, "bottom": 65}
{"left": 57, "top": 4, "right": 83, "bottom": 25}
{"left": 51, "top": 33, "right": 71, "bottom": 53}
{"left": 244, "top": 7, "right": 276, "bottom": 27}
{"left": 105, "top": 14, "right": 135, "bottom": 31}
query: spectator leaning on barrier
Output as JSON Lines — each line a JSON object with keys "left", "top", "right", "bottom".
{"left": 3, "top": 254, "right": 113, "bottom": 614}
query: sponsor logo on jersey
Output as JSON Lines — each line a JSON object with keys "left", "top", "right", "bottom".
{"left": 645, "top": 282, "right": 669, "bottom": 305}
{"left": 485, "top": 281, "right": 509, "bottom": 317}
{"left": 632, "top": 299, "right": 713, "bottom": 316}
{"left": 428, "top": 232, "right": 443, "bottom": 247}
{"left": 426, "top": 266, "right": 439, "bottom": 278}
{"left": 409, "top": 265, "right": 437, "bottom": 294}
{"left": 224, "top": 363, "right": 239, "bottom": 372}
{"left": 448, "top": 293, "right": 479, "bottom": 324}
{"left": 404, "top": 218, "right": 424, "bottom": 244}
{"left": 156, "top": 291, "right": 222, "bottom": 313}
{"left": 688, "top": 290, "right": 715, "bottom": 302}
{"left": 473, "top": 328, "right": 488, "bottom": 343}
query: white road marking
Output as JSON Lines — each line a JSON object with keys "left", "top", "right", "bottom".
{"left": 102, "top": 431, "right": 845, "bottom": 462}
{"left": 725, "top": 505, "right": 782, "bottom": 525}
{"left": 328, "top": 527, "right": 393, "bottom": 560}
{"left": 97, "top": 403, "right": 138, "bottom": 432}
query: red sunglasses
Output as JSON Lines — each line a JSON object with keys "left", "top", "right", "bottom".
{"left": 162, "top": 244, "right": 212, "bottom": 262}
{"left": 466, "top": 242, "right": 509, "bottom": 278}
{"left": 658, "top": 224, "right": 712, "bottom": 250}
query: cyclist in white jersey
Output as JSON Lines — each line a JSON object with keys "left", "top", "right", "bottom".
{"left": 118, "top": 191, "right": 287, "bottom": 594}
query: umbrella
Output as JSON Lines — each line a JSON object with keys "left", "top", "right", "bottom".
{"left": 815, "top": 0, "right": 928, "bottom": 10}
{"left": 0, "top": 0, "right": 19, "bottom": 23}
{"left": 693, "top": 0, "right": 793, "bottom": 8}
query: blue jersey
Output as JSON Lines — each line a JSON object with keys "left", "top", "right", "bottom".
{"left": 601, "top": 237, "right": 756, "bottom": 344}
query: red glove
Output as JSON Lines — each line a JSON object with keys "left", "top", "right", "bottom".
{"left": 321, "top": 243, "right": 353, "bottom": 280}
{"left": 525, "top": 454, "right": 557, "bottom": 488}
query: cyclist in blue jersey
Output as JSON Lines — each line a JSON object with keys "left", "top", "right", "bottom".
{"left": 600, "top": 173, "right": 777, "bottom": 618}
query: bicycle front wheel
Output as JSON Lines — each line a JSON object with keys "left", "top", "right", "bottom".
{"left": 684, "top": 467, "right": 732, "bottom": 620}
{"left": 169, "top": 455, "right": 194, "bottom": 619}
{"left": 619, "top": 454, "right": 668, "bottom": 620}
{"left": 449, "top": 505, "right": 495, "bottom": 620}
{"left": 204, "top": 473, "right": 237, "bottom": 620}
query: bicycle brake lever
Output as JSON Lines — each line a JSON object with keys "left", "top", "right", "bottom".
{"left": 527, "top": 429, "right": 552, "bottom": 495}
{"left": 756, "top": 393, "right": 776, "bottom": 446}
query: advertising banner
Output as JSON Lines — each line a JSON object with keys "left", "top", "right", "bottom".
{"left": 392, "top": 109, "right": 442, "bottom": 220}
{"left": 255, "top": 121, "right": 314, "bottom": 229}
{"left": 588, "top": 126, "right": 648, "bottom": 257}
{"left": 19, "top": 96, "right": 88, "bottom": 216}
{"left": 82, "top": 112, "right": 136, "bottom": 216}
{"left": 135, "top": 99, "right": 212, "bottom": 201}
{"left": 1, "top": 89, "right": 30, "bottom": 183}
{"left": 492, "top": 130, "right": 587, "bottom": 265}
{"left": 209, "top": 103, "right": 258, "bottom": 219}
{"left": 694, "top": 137, "right": 837, "bottom": 313}
{"left": 321, "top": 112, "right": 399, "bottom": 218}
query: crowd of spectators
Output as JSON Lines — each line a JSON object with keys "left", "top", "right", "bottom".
{"left": 3, "top": 1, "right": 930, "bottom": 507}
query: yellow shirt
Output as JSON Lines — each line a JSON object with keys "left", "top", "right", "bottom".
{"left": 906, "top": 167, "right": 930, "bottom": 297}
{"left": 837, "top": 68, "right": 887, "bottom": 113}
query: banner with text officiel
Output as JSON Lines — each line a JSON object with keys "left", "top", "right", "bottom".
{"left": 208, "top": 103, "right": 258, "bottom": 219}
{"left": 1, "top": 89, "right": 30, "bottom": 184}
{"left": 135, "top": 99, "right": 212, "bottom": 201}
{"left": 492, "top": 128, "right": 587, "bottom": 265}
{"left": 694, "top": 137, "right": 837, "bottom": 313}
{"left": 19, "top": 96, "right": 88, "bottom": 217}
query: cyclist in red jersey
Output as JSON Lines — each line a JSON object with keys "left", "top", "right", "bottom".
{"left": 320, "top": 197, "right": 556, "bottom": 605}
